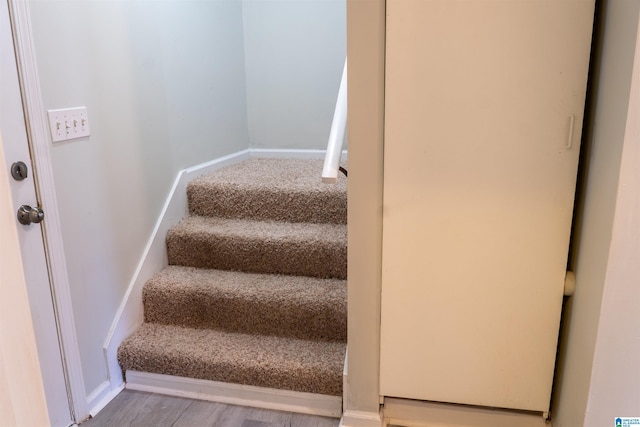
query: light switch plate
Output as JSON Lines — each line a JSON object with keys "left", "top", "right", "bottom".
{"left": 47, "top": 107, "right": 90, "bottom": 143}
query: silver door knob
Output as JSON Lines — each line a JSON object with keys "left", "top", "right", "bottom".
{"left": 17, "top": 205, "right": 44, "bottom": 225}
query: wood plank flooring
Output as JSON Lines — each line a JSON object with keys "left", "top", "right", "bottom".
{"left": 80, "top": 390, "right": 340, "bottom": 427}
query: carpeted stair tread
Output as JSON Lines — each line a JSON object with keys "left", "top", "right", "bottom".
{"left": 187, "top": 158, "right": 347, "bottom": 224}
{"left": 143, "top": 266, "right": 347, "bottom": 342}
{"left": 118, "top": 323, "right": 345, "bottom": 396}
{"left": 166, "top": 216, "right": 347, "bottom": 279}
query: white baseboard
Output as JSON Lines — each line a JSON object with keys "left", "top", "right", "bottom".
{"left": 125, "top": 371, "right": 342, "bottom": 418}
{"left": 382, "top": 398, "right": 548, "bottom": 427}
{"left": 101, "top": 148, "right": 339, "bottom": 412}
{"left": 339, "top": 409, "right": 383, "bottom": 427}
{"left": 102, "top": 149, "right": 251, "bottom": 391}
{"left": 87, "top": 380, "right": 124, "bottom": 418}
{"left": 343, "top": 350, "right": 348, "bottom": 414}
{"left": 250, "top": 148, "right": 348, "bottom": 161}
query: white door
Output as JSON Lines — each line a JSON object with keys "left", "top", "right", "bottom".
{"left": 380, "top": 0, "right": 594, "bottom": 412}
{"left": 1, "top": 1, "right": 73, "bottom": 425}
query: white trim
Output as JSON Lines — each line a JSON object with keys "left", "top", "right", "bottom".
{"left": 125, "top": 371, "right": 343, "bottom": 418}
{"left": 87, "top": 381, "right": 124, "bottom": 418}
{"left": 86, "top": 380, "right": 110, "bottom": 409}
{"left": 250, "top": 148, "right": 327, "bottom": 159}
{"left": 342, "top": 350, "right": 348, "bottom": 414}
{"left": 102, "top": 149, "right": 251, "bottom": 390}
{"left": 382, "top": 398, "right": 547, "bottom": 427}
{"left": 339, "top": 409, "right": 383, "bottom": 427}
{"left": 323, "top": 58, "right": 348, "bottom": 183}
{"left": 7, "top": 0, "right": 89, "bottom": 421}
{"left": 184, "top": 149, "right": 252, "bottom": 174}
{"left": 250, "top": 148, "right": 348, "bottom": 161}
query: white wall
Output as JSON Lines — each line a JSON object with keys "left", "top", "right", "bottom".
{"left": 28, "top": 0, "right": 249, "bottom": 394}
{"left": 26, "top": 0, "right": 345, "bottom": 401}
{"left": 581, "top": 3, "right": 640, "bottom": 422}
{"left": 243, "top": 0, "right": 346, "bottom": 149}
{"left": 0, "top": 137, "right": 51, "bottom": 427}
{"left": 553, "top": 1, "right": 640, "bottom": 425}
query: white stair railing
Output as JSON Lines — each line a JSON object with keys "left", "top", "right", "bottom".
{"left": 322, "top": 58, "right": 347, "bottom": 183}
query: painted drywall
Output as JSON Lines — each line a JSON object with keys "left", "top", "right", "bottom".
{"left": 343, "top": 0, "right": 384, "bottom": 422}
{"left": 0, "top": 137, "right": 51, "bottom": 427}
{"left": 583, "top": 66, "right": 640, "bottom": 424}
{"left": 553, "top": 1, "right": 640, "bottom": 425}
{"left": 27, "top": 0, "right": 249, "bottom": 394}
{"left": 243, "top": 0, "right": 346, "bottom": 149}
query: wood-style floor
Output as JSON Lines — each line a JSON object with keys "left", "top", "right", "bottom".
{"left": 80, "top": 390, "right": 340, "bottom": 427}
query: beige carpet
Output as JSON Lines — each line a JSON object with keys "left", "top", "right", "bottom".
{"left": 166, "top": 216, "right": 346, "bottom": 279}
{"left": 118, "top": 158, "right": 347, "bottom": 396}
{"left": 187, "top": 158, "right": 347, "bottom": 224}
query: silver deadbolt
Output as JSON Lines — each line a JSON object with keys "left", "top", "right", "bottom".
{"left": 11, "top": 161, "right": 28, "bottom": 181}
{"left": 17, "top": 205, "right": 44, "bottom": 225}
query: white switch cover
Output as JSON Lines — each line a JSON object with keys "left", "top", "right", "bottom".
{"left": 47, "top": 107, "right": 90, "bottom": 143}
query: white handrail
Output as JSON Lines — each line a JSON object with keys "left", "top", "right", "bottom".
{"left": 322, "top": 58, "right": 347, "bottom": 183}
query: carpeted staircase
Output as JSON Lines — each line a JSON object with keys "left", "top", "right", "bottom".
{"left": 117, "top": 158, "right": 347, "bottom": 398}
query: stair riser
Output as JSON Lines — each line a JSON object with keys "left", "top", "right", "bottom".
{"left": 124, "top": 371, "right": 343, "bottom": 418}
{"left": 143, "top": 284, "right": 347, "bottom": 342}
{"left": 187, "top": 187, "right": 347, "bottom": 225}
{"left": 166, "top": 234, "right": 347, "bottom": 279}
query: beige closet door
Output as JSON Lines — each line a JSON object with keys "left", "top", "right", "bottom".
{"left": 380, "top": 0, "right": 594, "bottom": 412}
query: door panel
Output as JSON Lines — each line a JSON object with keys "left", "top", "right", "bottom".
{"left": 1, "top": 0, "right": 73, "bottom": 425}
{"left": 380, "top": 0, "right": 594, "bottom": 412}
